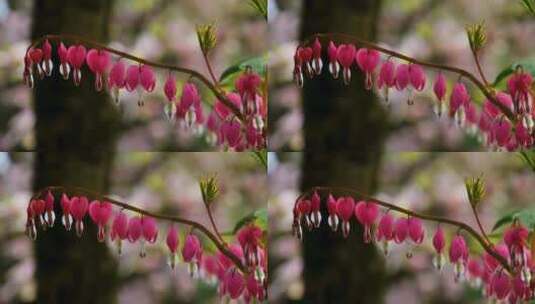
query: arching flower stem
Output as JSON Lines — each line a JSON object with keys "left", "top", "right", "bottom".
{"left": 296, "top": 185, "right": 512, "bottom": 274}
{"left": 31, "top": 185, "right": 248, "bottom": 274}
{"left": 27, "top": 34, "right": 245, "bottom": 122}
{"left": 300, "top": 33, "right": 515, "bottom": 122}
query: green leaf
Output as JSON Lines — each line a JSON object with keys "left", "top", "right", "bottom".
{"left": 248, "top": 0, "right": 267, "bottom": 20}
{"left": 492, "top": 59, "right": 535, "bottom": 87}
{"left": 519, "top": 151, "right": 535, "bottom": 172}
{"left": 219, "top": 55, "right": 267, "bottom": 88}
{"left": 521, "top": 0, "right": 535, "bottom": 16}
{"left": 251, "top": 150, "right": 267, "bottom": 171}
{"left": 492, "top": 209, "right": 535, "bottom": 231}
{"left": 232, "top": 208, "right": 267, "bottom": 234}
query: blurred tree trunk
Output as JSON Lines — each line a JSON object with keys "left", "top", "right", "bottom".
{"left": 31, "top": 1, "right": 120, "bottom": 303}
{"left": 299, "top": 1, "right": 388, "bottom": 303}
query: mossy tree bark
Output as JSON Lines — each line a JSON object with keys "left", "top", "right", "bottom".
{"left": 31, "top": 1, "right": 120, "bottom": 303}
{"left": 299, "top": 0, "right": 388, "bottom": 303}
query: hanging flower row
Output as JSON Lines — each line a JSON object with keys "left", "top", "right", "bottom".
{"left": 23, "top": 36, "right": 266, "bottom": 151}
{"left": 293, "top": 36, "right": 534, "bottom": 151}
{"left": 25, "top": 188, "right": 267, "bottom": 303}
{"left": 292, "top": 189, "right": 534, "bottom": 303}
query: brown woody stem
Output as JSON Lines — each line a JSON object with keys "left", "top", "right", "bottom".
{"left": 296, "top": 186, "right": 512, "bottom": 274}
{"left": 31, "top": 185, "right": 248, "bottom": 273}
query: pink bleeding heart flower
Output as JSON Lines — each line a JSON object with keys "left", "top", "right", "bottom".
{"left": 296, "top": 198, "right": 312, "bottom": 230}
{"left": 58, "top": 42, "right": 70, "bottom": 80}
{"left": 507, "top": 70, "right": 533, "bottom": 114}
{"left": 28, "top": 47, "right": 44, "bottom": 79}
{"left": 394, "top": 217, "right": 409, "bottom": 244}
{"left": 86, "top": 49, "right": 110, "bottom": 91}
{"left": 179, "top": 83, "right": 202, "bottom": 128}
{"left": 205, "top": 111, "right": 222, "bottom": 146}
{"left": 515, "top": 122, "right": 533, "bottom": 149}
{"left": 504, "top": 224, "right": 529, "bottom": 269}
{"left": 310, "top": 191, "right": 322, "bottom": 228}
{"left": 28, "top": 47, "right": 43, "bottom": 65}
{"left": 237, "top": 224, "right": 263, "bottom": 267}
{"left": 376, "top": 212, "right": 394, "bottom": 256}
{"left": 293, "top": 49, "right": 304, "bottom": 87}
{"left": 409, "top": 64, "right": 426, "bottom": 91}
{"left": 60, "top": 193, "right": 73, "bottom": 231}
{"left": 25, "top": 203, "right": 37, "bottom": 240}
{"left": 326, "top": 194, "right": 339, "bottom": 231}
{"left": 376, "top": 213, "right": 394, "bottom": 242}
{"left": 108, "top": 61, "right": 126, "bottom": 88}
{"left": 491, "top": 272, "right": 511, "bottom": 300}
{"left": 327, "top": 41, "right": 340, "bottom": 79}
{"left": 110, "top": 212, "right": 128, "bottom": 241}
{"left": 432, "top": 226, "right": 445, "bottom": 254}
{"left": 108, "top": 60, "right": 126, "bottom": 104}
{"left": 245, "top": 121, "right": 263, "bottom": 149}
{"left": 484, "top": 92, "right": 513, "bottom": 119}
{"left": 125, "top": 65, "right": 140, "bottom": 92}
{"left": 224, "top": 270, "right": 245, "bottom": 299}
{"left": 377, "top": 60, "right": 396, "bottom": 103}
{"left": 245, "top": 274, "right": 263, "bottom": 302}
{"left": 493, "top": 119, "right": 512, "bottom": 147}
{"left": 141, "top": 217, "right": 158, "bottom": 243}
{"left": 166, "top": 225, "right": 179, "bottom": 254}
{"left": 202, "top": 254, "right": 222, "bottom": 279}
{"left": 408, "top": 217, "right": 424, "bottom": 244}
{"left": 432, "top": 226, "right": 446, "bottom": 270}
{"left": 311, "top": 38, "right": 323, "bottom": 75}
{"left": 394, "top": 64, "right": 410, "bottom": 91}
{"left": 139, "top": 65, "right": 156, "bottom": 92}
{"left": 464, "top": 102, "right": 479, "bottom": 130}
{"left": 44, "top": 191, "right": 55, "bottom": 227}
{"left": 297, "top": 46, "right": 313, "bottom": 77}
{"left": 41, "top": 39, "right": 53, "bottom": 76}
{"left": 221, "top": 120, "right": 242, "bottom": 149}
{"left": 182, "top": 233, "right": 202, "bottom": 264}
{"left": 235, "top": 72, "right": 261, "bottom": 114}
{"left": 354, "top": 200, "right": 379, "bottom": 243}
{"left": 30, "top": 199, "right": 46, "bottom": 227}
{"left": 66, "top": 45, "right": 86, "bottom": 86}
{"left": 355, "top": 48, "right": 380, "bottom": 90}
{"left": 449, "top": 234, "right": 469, "bottom": 281}
{"left": 88, "top": 200, "right": 112, "bottom": 242}
{"left": 110, "top": 211, "right": 128, "bottom": 255}
{"left": 467, "top": 258, "right": 483, "bottom": 282}
{"left": 127, "top": 216, "right": 142, "bottom": 243}
{"left": 449, "top": 235, "right": 469, "bottom": 264}
{"left": 164, "top": 73, "right": 177, "bottom": 102}
{"left": 70, "top": 196, "right": 89, "bottom": 237}
{"left": 215, "top": 93, "right": 242, "bottom": 119}
{"left": 377, "top": 60, "right": 396, "bottom": 89}
{"left": 218, "top": 244, "right": 244, "bottom": 271}
{"left": 336, "top": 197, "right": 355, "bottom": 238}
{"left": 433, "top": 73, "right": 447, "bottom": 116}
{"left": 484, "top": 244, "right": 510, "bottom": 271}
{"left": 449, "top": 82, "right": 470, "bottom": 121}
{"left": 336, "top": 44, "right": 356, "bottom": 85}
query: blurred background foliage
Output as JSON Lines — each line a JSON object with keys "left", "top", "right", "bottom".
{"left": 0, "top": 0, "right": 266, "bottom": 151}
{"left": 269, "top": 152, "right": 535, "bottom": 303}
{"left": 269, "top": 0, "right": 535, "bottom": 151}
{"left": 0, "top": 152, "right": 267, "bottom": 303}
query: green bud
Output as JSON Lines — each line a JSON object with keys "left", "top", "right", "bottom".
{"left": 465, "top": 175, "right": 486, "bottom": 207}
{"left": 466, "top": 21, "right": 487, "bottom": 53}
{"left": 199, "top": 175, "right": 219, "bottom": 204}
{"left": 196, "top": 23, "right": 217, "bottom": 55}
